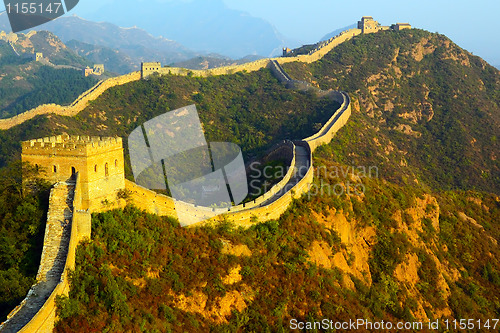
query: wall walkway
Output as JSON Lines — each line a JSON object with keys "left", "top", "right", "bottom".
{"left": 142, "top": 29, "right": 362, "bottom": 79}
{"left": 0, "top": 28, "right": 360, "bottom": 131}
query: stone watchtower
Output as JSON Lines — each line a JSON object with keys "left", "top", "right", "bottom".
{"left": 21, "top": 134, "right": 125, "bottom": 211}
{"left": 93, "top": 64, "right": 105, "bottom": 75}
{"left": 141, "top": 62, "right": 162, "bottom": 78}
{"left": 33, "top": 52, "right": 43, "bottom": 61}
{"left": 358, "top": 16, "right": 380, "bottom": 34}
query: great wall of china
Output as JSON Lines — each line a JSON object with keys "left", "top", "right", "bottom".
{"left": 0, "top": 28, "right": 362, "bottom": 131}
{"left": 0, "top": 26, "right": 361, "bottom": 333}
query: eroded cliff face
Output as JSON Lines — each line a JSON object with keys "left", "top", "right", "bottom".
{"left": 308, "top": 209, "right": 375, "bottom": 288}
{"left": 305, "top": 190, "right": 498, "bottom": 322}
{"left": 51, "top": 185, "right": 499, "bottom": 332}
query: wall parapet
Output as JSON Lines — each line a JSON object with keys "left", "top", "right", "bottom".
{"left": 22, "top": 135, "right": 123, "bottom": 157}
{"left": 129, "top": 57, "right": 353, "bottom": 227}
{"left": 304, "top": 91, "right": 350, "bottom": 151}
{"left": 230, "top": 140, "right": 296, "bottom": 213}
{"left": 141, "top": 28, "right": 362, "bottom": 80}
{"left": 124, "top": 88, "right": 350, "bottom": 228}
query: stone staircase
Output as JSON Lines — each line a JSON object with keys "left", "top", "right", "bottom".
{"left": 0, "top": 182, "right": 75, "bottom": 333}
{"left": 37, "top": 182, "right": 75, "bottom": 282}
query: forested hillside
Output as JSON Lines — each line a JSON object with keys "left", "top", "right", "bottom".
{"left": 51, "top": 29, "right": 500, "bottom": 331}
{"left": 283, "top": 29, "right": 500, "bottom": 194}
{"left": 0, "top": 64, "right": 341, "bottom": 323}
{"left": 0, "top": 28, "right": 499, "bottom": 331}
{"left": 0, "top": 68, "right": 340, "bottom": 169}
{"left": 0, "top": 163, "right": 50, "bottom": 322}
{"left": 54, "top": 173, "right": 500, "bottom": 331}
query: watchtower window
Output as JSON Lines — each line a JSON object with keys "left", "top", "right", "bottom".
{"left": 115, "top": 159, "right": 118, "bottom": 168}
{"left": 53, "top": 165, "right": 57, "bottom": 173}
{"left": 95, "top": 165, "right": 98, "bottom": 173}
{"left": 105, "top": 163, "right": 109, "bottom": 176}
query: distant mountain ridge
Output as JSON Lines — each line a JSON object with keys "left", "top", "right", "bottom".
{"left": 0, "top": 14, "right": 204, "bottom": 74}
{"left": 83, "top": 0, "right": 292, "bottom": 58}
{"left": 0, "top": 13, "right": 275, "bottom": 74}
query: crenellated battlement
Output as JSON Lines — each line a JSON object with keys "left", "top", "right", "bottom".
{"left": 22, "top": 135, "right": 123, "bottom": 156}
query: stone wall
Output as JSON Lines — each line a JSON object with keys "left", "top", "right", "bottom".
{"left": 230, "top": 141, "right": 296, "bottom": 213}
{"left": 141, "top": 28, "right": 362, "bottom": 79}
{"left": 125, "top": 179, "right": 176, "bottom": 217}
{"left": 258, "top": 140, "right": 295, "bottom": 166}
{"left": 214, "top": 141, "right": 314, "bottom": 227}
{"left": 0, "top": 26, "right": 359, "bottom": 131}
{"left": 124, "top": 89, "right": 351, "bottom": 228}
{"left": 0, "top": 72, "right": 141, "bottom": 130}
{"left": 305, "top": 92, "right": 352, "bottom": 151}
{"left": 22, "top": 135, "right": 126, "bottom": 212}
{"left": 1, "top": 174, "right": 91, "bottom": 333}
{"left": 123, "top": 139, "right": 297, "bottom": 223}
{"left": 129, "top": 57, "right": 353, "bottom": 228}
{"left": 268, "top": 60, "right": 292, "bottom": 83}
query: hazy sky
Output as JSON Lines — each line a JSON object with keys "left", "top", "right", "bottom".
{"left": 1, "top": 0, "right": 499, "bottom": 65}
{"left": 222, "top": 0, "right": 500, "bottom": 65}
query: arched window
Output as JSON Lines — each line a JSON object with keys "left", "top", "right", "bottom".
{"left": 105, "top": 163, "right": 109, "bottom": 176}
{"left": 53, "top": 165, "right": 57, "bottom": 173}
{"left": 94, "top": 165, "right": 98, "bottom": 173}
{"left": 71, "top": 167, "right": 76, "bottom": 175}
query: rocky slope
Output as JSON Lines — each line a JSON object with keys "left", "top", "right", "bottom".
{"left": 283, "top": 29, "right": 500, "bottom": 194}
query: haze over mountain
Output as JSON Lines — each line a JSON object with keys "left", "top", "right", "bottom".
{"left": 77, "top": 0, "right": 293, "bottom": 58}
{"left": 0, "top": 13, "right": 200, "bottom": 73}
{"left": 0, "top": 11, "right": 288, "bottom": 73}
{"left": 321, "top": 24, "right": 357, "bottom": 41}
